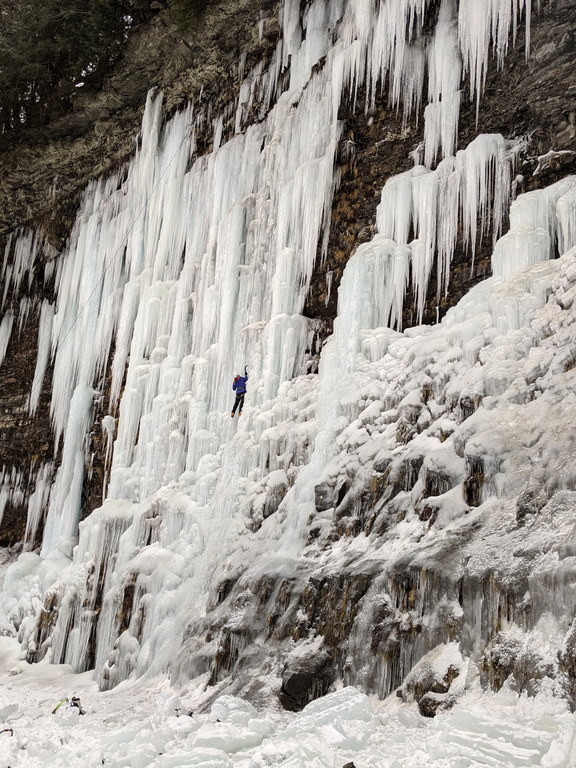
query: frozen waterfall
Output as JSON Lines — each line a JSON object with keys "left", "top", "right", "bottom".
{"left": 4, "top": 0, "right": 576, "bottom": 717}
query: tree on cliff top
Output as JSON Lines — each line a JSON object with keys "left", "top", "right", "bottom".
{"left": 0, "top": 0, "right": 154, "bottom": 133}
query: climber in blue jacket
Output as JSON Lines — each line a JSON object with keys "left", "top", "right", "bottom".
{"left": 231, "top": 366, "right": 248, "bottom": 417}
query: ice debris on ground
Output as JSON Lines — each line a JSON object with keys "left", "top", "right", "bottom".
{"left": 1, "top": 636, "right": 575, "bottom": 768}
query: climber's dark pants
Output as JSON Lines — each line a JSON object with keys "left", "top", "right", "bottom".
{"left": 232, "top": 392, "right": 245, "bottom": 414}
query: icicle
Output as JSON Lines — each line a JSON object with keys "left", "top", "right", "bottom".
{"left": 0, "top": 311, "right": 14, "bottom": 370}
{"left": 281, "top": 0, "right": 303, "bottom": 72}
{"left": 213, "top": 116, "right": 224, "bottom": 150}
{"left": 458, "top": 0, "right": 532, "bottom": 118}
{"left": 375, "top": 134, "right": 518, "bottom": 325}
{"left": 493, "top": 177, "right": 576, "bottom": 280}
{"left": 424, "top": 0, "right": 461, "bottom": 166}
{"left": 325, "top": 270, "right": 333, "bottom": 307}
{"left": 41, "top": 385, "right": 97, "bottom": 556}
{"left": 102, "top": 415, "right": 116, "bottom": 469}
{"left": 0, "top": 467, "right": 25, "bottom": 529}
{"left": 28, "top": 300, "right": 54, "bottom": 415}
{"left": 24, "top": 463, "right": 54, "bottom": 547}
{"left": 1, "top": 230, "right": 41, "bottom": 311}
{"left": 18, "top": 297, "right": 36, "bottom": 332}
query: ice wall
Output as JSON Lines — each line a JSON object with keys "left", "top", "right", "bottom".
{"left": 0, "top": 0, "right": 543, "bottom": 692}
{"left": 377, "top": 133, "right": 521, "bottom": 325}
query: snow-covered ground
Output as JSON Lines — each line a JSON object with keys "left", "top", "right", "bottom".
{"left": 1, "top": 635, "right": 575, "bottom": 768}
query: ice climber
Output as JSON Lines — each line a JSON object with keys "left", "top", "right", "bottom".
{"left": 231, "top": 366, "right": 248, "bottom": 417}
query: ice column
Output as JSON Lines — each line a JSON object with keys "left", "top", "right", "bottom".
{"left": 458, "top": 0, "right": 532, "bottom": 116}
{"left": 106, "top": 52, "right": 340, "bottom": 502}
{"left": 41, "top": 386, "right": 97, "bottom": 555}
{"left": 28, "top": 300, "right": 54, "bottom": 415}
{"left": 24, "top": 463, "right": 54, "bottom": 547}
{"left": 377, "top": 134, "right": 518, "bottom": 325}
{"left": 0, "top": 468, "right": 25, "bottom": 528}
{"left": 0, "top": 310, "right": 14, "bottom": 369}
{"left": 424, "top": 0, "right": 462, "bottom": 166}
{"left": 1, "top": 230, "right": 41, "bottom": 311}
{"left": 493, "top": 176, "right": 576, "bottom": 280}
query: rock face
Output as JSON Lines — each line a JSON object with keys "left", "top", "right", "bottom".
{"left": 0, "top": 0, "right": 280, "bottom": 244}
{"left": 0, "top": 300, "right": 54, "bottom": 547}
{"left": 1, "top": 0, "right": 576, "bottom": 713}
{"left": 279, "top": 648, "right": 335, "bottom": 711}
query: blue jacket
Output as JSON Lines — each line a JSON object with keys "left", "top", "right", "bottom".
{"left": 232, "top": 375, "right": 248, "bottom": 394}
